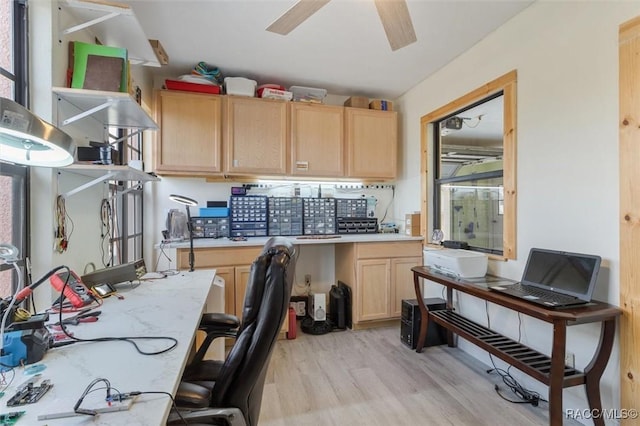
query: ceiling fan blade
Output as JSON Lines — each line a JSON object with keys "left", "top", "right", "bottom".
{"left": 374, "top": 0, "right": 417, "bottom": 51}
{"left": 266, "top": 0, "right": 332, "bottom": 35}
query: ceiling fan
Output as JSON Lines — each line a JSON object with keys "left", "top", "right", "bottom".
{"left": 266, "top": 0, "right": 417, "bottom": 51}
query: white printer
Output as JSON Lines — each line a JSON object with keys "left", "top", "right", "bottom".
{"left": 423, "top": 248, "right": 488, "bottom": 278}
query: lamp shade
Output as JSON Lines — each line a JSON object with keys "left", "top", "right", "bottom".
{"left": 169, "top": 194, "right": 198, "bottom": 206}
{"left": 0, "top": 97, "right": 75, "bottom": 167}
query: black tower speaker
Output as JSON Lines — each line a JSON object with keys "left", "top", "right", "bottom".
{"left": 401, "top": 298, "right": 447, "bottom": 349}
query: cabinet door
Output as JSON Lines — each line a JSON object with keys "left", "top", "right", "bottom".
{"left": 234, "top": 265, "right": 253, "bottom": 322}
{"left": 155, "top": 90, "right": 222, "bottom": 174}
{"left": 390, "top": 256, "right": 423, "bottom": 318}
{"left": 356, "top": 259, "right": 391, "bottom": 322}
{"left": 225, "top": 97, "right": 288, "bottom": 175}
{"left": 290, "top": 103, "right": 344, "bottom": 177}
{"left": 345, "top": 108, "right": 397, "bottom": 179}
{"left": 215, "top": 267, "right": 236, "bottom": 316}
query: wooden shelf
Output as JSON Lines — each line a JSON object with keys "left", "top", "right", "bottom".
{"left": 60, "top": 0, "right": 161, "bottom": 67}
{"left": 60, "top": 163, "right": 160, "bottom": 198}
{"left": 53, "top": 87, "right": 158, "bottom": 129}
{"left": 429, "top": 310, "right": 584, "bottom": 385}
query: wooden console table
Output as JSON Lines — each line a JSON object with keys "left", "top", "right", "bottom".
{"left": 412, "top": 266, "right": 621, "bottom": 426}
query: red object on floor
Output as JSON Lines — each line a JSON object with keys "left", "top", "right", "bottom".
{"left": 286, "top": 306, "right": 296, "bottom": 339}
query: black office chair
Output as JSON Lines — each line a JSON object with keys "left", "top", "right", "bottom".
{"left": 168, "top": 237, "right": 296, "bottom": 426}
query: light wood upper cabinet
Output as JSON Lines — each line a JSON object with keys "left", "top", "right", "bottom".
{"left": 225, "top": 96, "right": 288, "bottom": 175}
{"left": 290, "top": 103, "right": 344, "bottom": 177}
{"left": 345, "top": 107, "right": 398, "bottom": 179}
{"left": 155, "top": 90, "right": 222, "bottom": 175}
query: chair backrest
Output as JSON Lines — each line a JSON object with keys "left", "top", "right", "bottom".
{"left": 211, "top": 237, "right": 296, "bottom": 426}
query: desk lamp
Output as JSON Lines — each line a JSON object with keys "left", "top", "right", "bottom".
{"left": 0, "top": 97, "right": 75, "bottom": 167}
{"left": 169, "top": 194, "right": 198, "bottom": 272}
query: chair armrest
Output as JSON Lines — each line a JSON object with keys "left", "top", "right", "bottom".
{"left": 200, "top": 313, "right": 240, "bottom": 332}
{"left": 174, "top": 381, "right": 211, "bottom": 409}
{"left": 167, "top": 407, "right": 247, "bottom": 426}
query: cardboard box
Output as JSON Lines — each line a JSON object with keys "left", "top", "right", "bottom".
{"left": 370, "top": 99, "right": 394, "bottom": 111}
{"left": 344, "top": 96, "right": 369, "bottom": 108}
{"left": 149, "top": 39, "right": 169, "bottom": 65}
{"left": 260, "top": 88, "right": 293, "bottom": 101}
{"left": 405, "top": 213, "right": 420, "bottom": 236}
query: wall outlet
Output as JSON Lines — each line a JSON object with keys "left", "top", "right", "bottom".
{"left": 305, "top": 274, "right": 311, "bottom": 286}
{"left": 565, "top": 352, "right": 575, "bottom": 368}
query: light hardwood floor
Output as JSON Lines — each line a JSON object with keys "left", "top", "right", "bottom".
{"left": 260, "top": 326, "right": 578, "bottom": 426}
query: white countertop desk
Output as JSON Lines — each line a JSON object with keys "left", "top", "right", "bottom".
{"left": 1, "top": 269, "right": 221, "bottom": 425}
{"left": 159, "top": 233, "right": 423, "bottom": 250}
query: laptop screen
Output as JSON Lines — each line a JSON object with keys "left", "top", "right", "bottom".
{"left": 521, "top": 248, "right": 601, "bottom": 301}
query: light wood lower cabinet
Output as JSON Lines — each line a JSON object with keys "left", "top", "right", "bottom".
{"left": 335, "top": 241, "right": 422, "bottom": 327}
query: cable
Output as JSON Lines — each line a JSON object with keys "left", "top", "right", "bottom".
{"left": 0, "top": 366, "right": 15, "bottom": 391}
{"left": 154, "top": 242, "right": 178, "bottom": 276}
{"left": 0, "top": 261, "right": 24, "bottom": 354}
{"left": 55, "top": 195, "right": 73, "bottom": 253}
{"left": 488, "top": 360, "right": 546, "bottom": 406}
{"left": 380, "top": 186, "right": 395, "bottom": 223}
{"left": 483, "top": 301, "right": 545, "bottom": 406}
{"left": 83, "top": 262, "right": 96, "bottom": 275}
{"left": 100, "top": 199, "right": 113, "bottom": 267}
{"left": 53, "top": 275, "right": 178, "bottom": 356}
{"left": 74, "top": 378, "right": 111, "bottom": 416}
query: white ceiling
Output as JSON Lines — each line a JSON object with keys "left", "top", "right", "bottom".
{"left": 126, "top": 0, "right": 533, "bottom": 100}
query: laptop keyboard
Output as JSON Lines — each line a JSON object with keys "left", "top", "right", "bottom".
{"left": 510, "top": 283, "right": 578, "bottom": 304}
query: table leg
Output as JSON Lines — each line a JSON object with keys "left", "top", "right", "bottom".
{"left": 583, "top": 318, "right": 615, "bottom": 426}
{"left": 549, "top": 320, "right": 566, "bottom": 426}
{"left": 445, "top": 287, "right": 455, "bottom": 347}
{"left": 413, "top": 272, "right": 428, "bottom": 353}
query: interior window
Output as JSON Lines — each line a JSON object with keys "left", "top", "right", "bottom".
{"left": 421, "top": 71, "right": 517, "bottom": 259}
{"left": 435, "top": 94, "right": 504, "bottom": 254}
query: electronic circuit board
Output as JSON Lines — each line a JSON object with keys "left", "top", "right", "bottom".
{"left": 6, "top": 379, "right": 53, "bottom": 406}
{"left": 0, "top": 411, "right": 25, "bottom": 425}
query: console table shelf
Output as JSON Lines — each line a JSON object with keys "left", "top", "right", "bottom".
{"left": 429, "top": 310, "right": 584, "bottom": 385}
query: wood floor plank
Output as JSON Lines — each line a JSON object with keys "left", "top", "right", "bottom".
{"left": 260, "top": 326, "right": 580, "bottom": 425}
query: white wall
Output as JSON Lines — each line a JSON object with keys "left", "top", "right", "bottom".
{"left": 395, "top": 2, "right": 640, "bottom": 423}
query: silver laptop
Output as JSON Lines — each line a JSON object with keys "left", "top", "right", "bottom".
{"left": 490, "top": 248, "right": 601, "bottom": 308}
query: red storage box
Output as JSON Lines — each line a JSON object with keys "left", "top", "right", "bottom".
{"left": 165, "top": 79, "right": 221, "bottom": 94}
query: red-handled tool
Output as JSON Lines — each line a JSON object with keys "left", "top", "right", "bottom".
{"left": 53, "top": 310, "right": 101, "bottom": 326}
